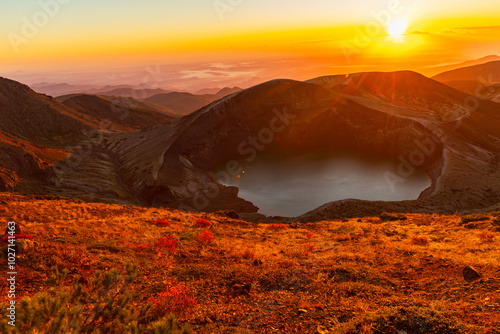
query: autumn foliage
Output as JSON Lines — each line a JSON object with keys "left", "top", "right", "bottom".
{"left": 411, "top": 236, "right": 429, "bottom": 246}
{"left": 1, "top": 194, "right": 500, "bottom": 333}
{"left": 267, "top": 223, "right": 288, "bottom": 230}
{"left": 197, "top": 230, "right": 214, "bottom": 243}
{"left": 148, "top": 283, "right": 198, "bottom": 319}
{"left": 479, "top": 232, "right": 495, "bottom": 243}
{"left": 195, "top": 218, "right": 212, "bottom": 228}
{"left": 0, "top": 233, "right": 34, "bottom": 243}
{"left": 155, "top": 219, "right": 172, "bottom": 227}
{"left": 154, "top": 236, "right": 178, "bottom": 252}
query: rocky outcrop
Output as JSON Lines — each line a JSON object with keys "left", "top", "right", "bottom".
{"left": 0, "top": 167, "right": 19, "bottom": 191}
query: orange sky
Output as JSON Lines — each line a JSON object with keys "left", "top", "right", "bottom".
{"left": 1, "top": 0, "right": 499, "bottom": 88}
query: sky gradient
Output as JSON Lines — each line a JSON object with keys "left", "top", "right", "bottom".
{"left": 1, "top": 0, "right": 499, "bottom": 89}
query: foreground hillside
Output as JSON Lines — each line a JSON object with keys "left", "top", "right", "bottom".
{"left": 1, "top": 194, "right": 500, "bottom": 333}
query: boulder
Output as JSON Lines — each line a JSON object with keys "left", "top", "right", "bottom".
{"left": 463, "top": 265, "right": 482, "bottom": 283}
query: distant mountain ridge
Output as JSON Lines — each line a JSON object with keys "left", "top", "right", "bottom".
{"left": 432, "top": 60, "right": 500, "bottom": 84}
{"left": 31, "top": 83, "right": 172, "bottom": 98}
{"left": 423, "top": 55, "right": 500, "bottom": 77}
{"left": 56, "top": 94, "right": 178, "bottom": 131}
{"left": 144, "top": 87, "right": 242, "bottom": 115}
{"left": 31, "top": 81, "right": 242, "bottom": 116}
{"left": 430, "top": 60, "right": 500, "bottom": 110}
{"left": 97, "top": 87, "right": 172, "bottom": 99}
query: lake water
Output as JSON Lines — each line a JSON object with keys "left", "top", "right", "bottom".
{"left": 217, "top": 150, "right": 431, "bottom": 217}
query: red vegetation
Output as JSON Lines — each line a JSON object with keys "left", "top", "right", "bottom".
{"left": 195, "top": 218, "right": 212, "bottom": 228}
{"left": 267, "top": 223, "right": 288, "bottom": 230}
{"left": 411, "top": 236, "right": 429, "bottom": 246}
{"left": 197, "top": 231, "right": 214, "bottom": 243}
{"left": 120, "top": 240, "right": 152, "bottom": 251}
{"left": 120, "top": 236, "right": 177, "bottom": 253}
{"left": 154, "top": 236, "right": 178, "bottom": 253}
{"left": 132, "top": 244, "right": 152, "bottom": 251}
{"left": 479, "top": 232, "right": 495, "bottom": 243}
{"left": 0, "top": 234, "right": 34, "bottom": 243}
{"left": 155, "top": 219, "right": 172, "bottom": 227}
{"left": 147, "top": 283, "right": 198, "bottom": 319}
{"left": 303, "top": 243, "right": 316, "bottom": 252}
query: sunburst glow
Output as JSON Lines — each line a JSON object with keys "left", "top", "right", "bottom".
{"left": 386, "top": 18, "right": 408, "bottom": 43}
{"left": 388, "top": 18, "right": 408, "bottom": 37}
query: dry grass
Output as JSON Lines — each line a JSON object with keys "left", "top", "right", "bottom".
{"left": 1, "top": 194, "right": 500, "bottom": 333}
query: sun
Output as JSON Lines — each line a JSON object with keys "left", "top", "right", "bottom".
{"left": 386, "top": 18, "right": 408, "bottom": 43}
{"left": 387, "top": 18, "right": 408, "bottom": 37}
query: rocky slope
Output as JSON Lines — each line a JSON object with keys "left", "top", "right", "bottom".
{"left": 476, "top": 84, "right": 500, "bottom": 103}
{"left": 0, "top": 77, "right": 95, "bottom": 146}
{"left": 0, "top": 77, "right": 173, "bottom": 197}
{"left": 0, "top": 77, "right": 93, "bottom": 193}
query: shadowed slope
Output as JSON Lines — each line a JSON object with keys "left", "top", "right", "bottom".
{"left": 0, "top": 77, "right": 94, "bottom": 192}
{"left": 57, "top": 94, "right": 177, "bottom": 131}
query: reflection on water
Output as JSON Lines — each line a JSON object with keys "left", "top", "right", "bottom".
{"left": 217, "top": 150, "right": 431, "bottom": 217}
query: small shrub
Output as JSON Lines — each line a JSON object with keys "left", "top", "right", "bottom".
{"left": 240, "top": 249, "right": 255, "bottom": 259}
{"left": 380, "top": 212, "right": 407, "bottom": 222}
{"left": 329, "top": 224, "right": 355, "bottom": 234}
{"left": 479, "top": 232, "right": 495, "bottom": 243}
{"left": 0, "top": 233, "right": 34, "bottom": 243}
{"left": 267, "top": 223, "right": 288, "bottom": 230}
{"left": 133, "top": 244, "right": 152, "bottom": 251}
{"left": 148, "top": 283, "right": 198, "bottom": 319}
{"left": 0, "top": 263, "right": 192, "bottom": 333}
{"left": 303, "top": 243, "right": 316, "bottom": 252}
{"left": 194, "top": 218, "right": 212, "bottom": 228}
{"left": 411, "top": 236, "right": 429, "bottom": 246}
{"left": 155, "top": 236, "right": 178, "bottom": 253}
{"left": 155, "top": 219, "right": 172, "bottom": 227}
{"left": 341, "top": 306, "right": 467, "bottom": 334}
{"left": 197, "top": 231, "right": 214, "bottom": 243}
